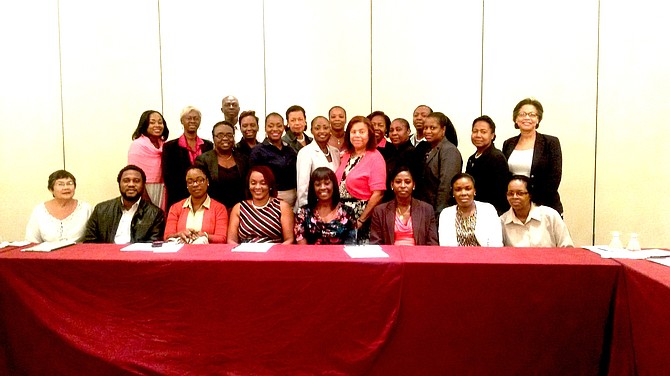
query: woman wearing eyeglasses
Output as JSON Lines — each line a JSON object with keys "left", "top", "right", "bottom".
{"left": 502, "top": 98, "right": 564, "bottom": 215}
{"left": 195, "top": 121, "right": 249, "bottom": 212}
{"left": 164, "top": 165, "right": 228, "bottom": 244}
{"left": 25, "top": 170, "right": 92, "bottom": 243}
{"left": 501, "top": 175, "right": 573, "bottom": 247}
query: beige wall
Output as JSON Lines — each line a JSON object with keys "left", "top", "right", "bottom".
{"left": 1, "top": 0, "right": 668, "bottom": 247}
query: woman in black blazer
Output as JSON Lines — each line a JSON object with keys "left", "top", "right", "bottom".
{"left": 370, "top": 166, "right": 438, "bottom": 245}
{"left": 502, "top": 98, "right": 563, "bottom": 215}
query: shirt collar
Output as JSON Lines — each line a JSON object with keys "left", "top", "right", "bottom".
{"left": 183, "top": 195, "right": 211, "bottom": 210}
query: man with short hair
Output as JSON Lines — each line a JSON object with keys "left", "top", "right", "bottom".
{"left": 221, "top": 95, "right": 241, "bottom": 142}
{"left": 84, "top": 165, "right": 165, "bottom": 243}
{"left": 410, "top": 104, "right": 433, "bottom": 146}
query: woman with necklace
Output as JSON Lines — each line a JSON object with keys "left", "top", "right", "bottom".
{"left": 438, "top": 173, "right": 502, "bottom": 247}
{"left": 195, "top": 121, "right": 249, "bottom": 212}
{"left": 335, "top": 116, "right": 387, "bottom": 244}
{"left": 328, "top": 105, "right": 347, "bottom": 152}
{"left": 296, "top": 116, "right": 341, "bottom": 208}
{"left": 164, "top": 166, "right": 228, "bottom": 244}
{"left": 370, "top": 166, "right": 437, "bottom": 245}
{"left": 25, "top": 170, "right": 92, "bottom": 243}
{"left": 227, "top": 166, "right": 294, "bottom": 244}
{"left": 295, "top": 167, "right": 356, "bottom": 245}
{"left": 128, "top": 110, "right": 170, "bottom": 210}
{"left": 465, "top": 115, "right": 510, "bottom": 215}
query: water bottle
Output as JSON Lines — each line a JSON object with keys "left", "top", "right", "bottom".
{"left": 626, "top": 233, "right": 641, "bottom": 251}
{"left": 609, "top": 231, "right": 624, "bottom": 249}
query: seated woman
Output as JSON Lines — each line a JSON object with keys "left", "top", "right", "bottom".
{"left": 164, "top": 166, "right": 228, "bottom": 244}
{"left": 295, "top": 167, "right": 356, "bottom": 245}
{"left": 227, "top": 166, "right": 295, "bottom": 244}
{"left": 500, "top": 175, "right": 573, "bottom": 247}
{"left": 438, "top": 173, "right": 503, "bottom": 247}
{"left": 25, "top": 170, "right": 92, "bottom": 243}
{"left": 370, "top": 166, "right": 438, "bottom": 245}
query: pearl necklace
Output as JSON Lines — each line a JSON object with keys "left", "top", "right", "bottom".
{"left": 252, "top": 197, "right": 271, "bottom": 210}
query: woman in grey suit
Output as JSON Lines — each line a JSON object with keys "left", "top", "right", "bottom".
{"left": 370, "top": 166, "right": 438, "bottom": 245}
{"left": 415, "top": 112, "right": 463, "bottom": 216}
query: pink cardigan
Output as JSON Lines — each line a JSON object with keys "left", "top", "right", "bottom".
{"left": 335, "top": 149, "right": 387, "bottom": 200}
{"left": 128, "top": 135, "right": 163, "bottom": 184}
{"left": 164, "top": 197, "right": 228, "bottom": 243}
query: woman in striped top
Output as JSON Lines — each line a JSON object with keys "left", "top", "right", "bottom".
{"left": 227, "top": 165, "right": 294, "bottom": 244}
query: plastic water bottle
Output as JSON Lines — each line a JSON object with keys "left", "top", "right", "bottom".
{"left": 626, "top": 233, "right": 641, "bottom": 251}
{"left": 609, "top": 231, "right": 624, "bottom": 249}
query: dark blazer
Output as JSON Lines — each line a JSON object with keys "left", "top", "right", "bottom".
{"left": 195, "top": 149, "right": 249, "bottom": 209}
{"left": 162, "top": 137, "right": 213, "bottom": 210}
{"left": 282, "top": 129, "right": 313, "bottom": 154}
{"left": 84, "top": 197, "right": 165, "bottom": 243}
{"left": 466, "top": 144, "right": 511, "bottom": 215}
{"left": 382, "top": 140, "right": 421, "bottom": 202}
{"left": 370, "top": 198, "right": 438, "bottom": 245}
{"left": 416, "top": 137, "right": 462, "bottom": 216}
{"left": 502, "top": 132, "right": 563, "bottom": 214}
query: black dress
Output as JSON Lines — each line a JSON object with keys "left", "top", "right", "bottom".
{"left": 465, "top": 144, "right": 510, "bottom": 215}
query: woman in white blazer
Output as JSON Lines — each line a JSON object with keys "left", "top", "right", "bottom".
{"left": 439, "top": 173, "right": 503, "bottom": 247}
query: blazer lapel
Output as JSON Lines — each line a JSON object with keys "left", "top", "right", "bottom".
{"left": 385, "top": 201, "right": 397, "bottom": 244}
{"left": 531, "top": 133, "right": 545, "bottom": 173}
{"left": 410, "top": 198, "right": 424, "bottom": 244}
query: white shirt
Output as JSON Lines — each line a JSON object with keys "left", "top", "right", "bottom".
{"left": 438, "top": 201, "right": 503, "bottom": 247}
{"left": 25, "top": 201, "right": 92, "bottom": 243}
{"left": 183, "top": 195, "right": 211, "bottom": 232}
{"left": 500, "top": 203, "right": 574, "bottom": 247}
{"left": 114, "top": 199, "right": 141, "bottom": 244}
{"left": 295, "top": 142, "right": 341, "bottom": 209}
{"left": 410, "top": 133, "right": 425, "bottom": 147}
{"left": 507, "top": 149, "right": 533, "bottom": 177}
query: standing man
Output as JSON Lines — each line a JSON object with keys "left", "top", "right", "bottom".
{"left": 410, "top": 104, "right": 432, "bottom": 146}
{"left": 221, "top": 95, "right": 241, "bottom": 142}
{"left": 84, "top": 165, "right": 165, "bottom": 243}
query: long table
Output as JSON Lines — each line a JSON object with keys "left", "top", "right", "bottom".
{"left": 0, "top": 244, "right": 640, "bottom": 375}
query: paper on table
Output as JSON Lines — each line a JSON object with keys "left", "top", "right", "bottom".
{"left": 648, "top": 257, "right": 670, "bottom": 267}
{"left": 232, "top": 243, "right": 275, "bottom": 253}
{"left": 120, "top": 242, "right": 183, "bottom": 252}
{"left": 582, "top": 246, "right": 670, "bottom": 259}
{"left": 343, "top": 245, "right": 389, "bottom": 259}
{"left": 0, "top": 240, "right": 31, "bottom": 249}
{"left": 22, "top": 240, "right": 75, "bottom": 252}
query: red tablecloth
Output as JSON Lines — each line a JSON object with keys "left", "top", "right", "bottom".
{"left": 615, "top": 259, "right": 670, "bottom": 375}
{"left": 0, "top": 245, "right": 628, "bottom": 375}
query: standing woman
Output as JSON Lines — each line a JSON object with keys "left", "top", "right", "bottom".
{"left": 383, "top": 118, "right": 420, "bottom": 202}
{"left": 328, "top": 105, "right": 347, "bottom": 152}
{"left": 296, "top": 116, "right": 341, "bottom": 208}
{"left": 164, "top": 166, "right": 228, "bottom": 244}
{"left": 227, "top": 166, "right": 295, "bottom": 244}
{"left": 163, "top": 106, "right": 213, "bottom": 210}
{"left": 128, "top": 110, "right": 169, "bottom": 210}
{"left": 503, "top": 98, "right": 563, "bottom": 215}
{"left": 465, "top": 115, "right": 510, "bottom": 215}
{"left": 416, "top": 112, "right": 462, "bottom": 216}
{"left": 25, "top": 170, "right": 92, "bottom": 243}
{"left": 335, "top": 116, "right": 386, "bottom": 244}
{"left": 196, "top": 121, "right": 249, "bottom": 212}
{"left": 370, "top": 166, "right": 438, "bottom": 245}
{"left": 295, "top": 167, "right": 356, "bottom": 245}
{"left": 438, "top": 173, "right": 502, "bottom": 247}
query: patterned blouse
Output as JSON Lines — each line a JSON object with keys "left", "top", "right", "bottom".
{"left": 238, "top": 198, "right": 283, "bottom": 243}
{"left": 455, "top": 207, "right": 480, "bottom": 246}
{"left": 294, "top": 203, "right": 356, "bottom": 245}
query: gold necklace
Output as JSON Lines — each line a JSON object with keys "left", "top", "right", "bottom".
{"left": 396, "top": 205, "right": 411, "bottom": 220}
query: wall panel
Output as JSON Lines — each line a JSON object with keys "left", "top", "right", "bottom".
{"left": 0, "top": 1, "right": 63, "bottom": 240}
{"left": 482, "top": 0, "right": 599, "bottom": 246}
{"left": 264, "top": 0, "right": 371, "bottom": 125}
{"left": 596, "top": 0, "right": 670, "bottom": 247}
{"left": 59, "top": 0, "right": 163, "bottom": 209}
{"left": 372, "top": 0, "right": 483, "bottom": 147}
{"left": 159, "top": 0, "right": 265, "bottom": 140}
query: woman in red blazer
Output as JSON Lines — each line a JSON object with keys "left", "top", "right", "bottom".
{"left": 370, "top": 166, "right": 438, "bottom": 245}
{"left": 164, "top": 166, "right": 228, "bottom": 243}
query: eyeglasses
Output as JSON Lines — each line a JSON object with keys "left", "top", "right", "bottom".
{"left": 506, "top": 191, "right": 529, "bottom": 197}
{"left": 214, "top": 132, "right": 235, "bottom": 140}
{"left": 186, "top": 177, "right": 206, "bottom": 186}
{"left": 518, "top": 112, "right": 538, "bottom": 119}
{"left": 55, "top": 181, "right": 75, "bottom": 187}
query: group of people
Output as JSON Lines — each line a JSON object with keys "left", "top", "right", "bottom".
{"left": 25, "top": 97, "right": 573, "bottom": 248}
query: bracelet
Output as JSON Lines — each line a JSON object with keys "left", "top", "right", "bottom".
{"left": 357, "top": 218, "right": 366, "bottom": 223}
